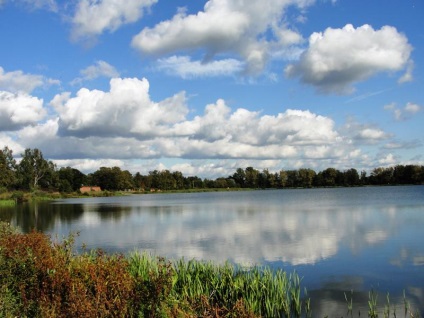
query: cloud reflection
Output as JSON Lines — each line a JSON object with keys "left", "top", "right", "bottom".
{"left": 29, "top": 188, "right": 422, "bottom": 268}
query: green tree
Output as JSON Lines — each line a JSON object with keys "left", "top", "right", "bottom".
{"left": 92, "top": 167, "right": 133, "bottom": 191}
{"left": 58, "top": 167, "right": 86, "bottom": 192}
{"left": 17, "top": 148, "right": 55, "bottom": 190}
{"left": 231, "top": 168, "right": 246, "bottom": 187}
{"left": 298, "top": 168, "right": 316, "bottom": 188}
{"left": 0, "top": 146, "right": 17, "bottom": 190}
{"left": 245, "top": 167, "right": 259, "bottom": 188}
{"left": 370, "top": 167, "right": 393, "bottom": 185}
{"left": 279, "top": 170, "right": 288, "bottom": 187}
{"left": 343, "top": 168, "right": 360, "bottom": 186}
{"left": 285, "top": 170, "right": 299, "bottom": 187}
{"left": 320, "top": 168, "right": 338, "bottom": 187}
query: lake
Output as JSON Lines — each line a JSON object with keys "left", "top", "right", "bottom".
{"left": 1, "top": 186, "right": 423, "bottom": 316}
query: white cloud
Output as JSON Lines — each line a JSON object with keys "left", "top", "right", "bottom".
{"left": 378, "top": 153, "right": 397, "bottom": 166}
{"left": 156, "top": 56, "right": 244, "bottom": 78}
{"left": 384, "top": 102, "right": 422, "bottom": 121}
{"left": 45, "top": 77, "right": 352, "bottom": 164}
{"left": 71, "top": 0, "right": 157, "bottom": 41}
{"left": 0, "top": 91, "right": 46, "bottom": 131}
{"left": 53, "top": 158, "right": 125, "bottom": 173}
{"left": 71, "top": 60, "right": 120, "bottom": 85}
{"left": 404, "top": 102, "right": 421, "bottom": 114}
{"left": 398, "top": 60, "right": 414, "bottom": 83}
{"left": 0, "top": 67, "right": 59, "bottom": 94}
{"left": 0, "top": 133, "right": 24, "bottom": 155}
{"left": 132, "top": 0, "right": 310, "bottom": 75}
{"left": 358, "top": 128, "right": 387, "bottom": 140}
{"left": 51, "top": 77, "right": 188, "bottom": 138}
{"left": 285, "top": 24, "right": 413, "bottom": 94}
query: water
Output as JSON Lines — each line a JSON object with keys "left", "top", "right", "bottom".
{"left": 1, "top": 186, "right": 423, "bottom": 316}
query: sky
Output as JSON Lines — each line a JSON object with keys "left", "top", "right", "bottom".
{"left": 0, "top": 0, "right": 423, "bottom": 178}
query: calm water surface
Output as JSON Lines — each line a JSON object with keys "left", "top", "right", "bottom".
{"left": 1, "top": 186, "right": 423, "bottom": 316}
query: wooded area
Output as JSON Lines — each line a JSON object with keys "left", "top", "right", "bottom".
{"left": 1, "top": 146, "right": 423, "bottom": 193}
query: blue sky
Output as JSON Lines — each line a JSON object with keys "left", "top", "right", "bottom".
{"left": 0, "top": 0, "right": 423, "bottom": 178}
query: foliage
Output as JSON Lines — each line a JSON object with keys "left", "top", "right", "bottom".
{"left": 17, "top": 148, "right": 56, "bottom": 190}
{"left": 1, "top": 145, "right": 424, "bottom": 194}
{"left": 0, "top": 223, "right": 259, "bottom": 317}
{"left": 0, "top": 146, "right": 17, "bottom": 190}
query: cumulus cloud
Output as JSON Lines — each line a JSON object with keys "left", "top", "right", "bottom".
{"left": 0, "top": 91, "right": 46, "bottom": 131}
{"left": 132, "top": 0, "right": 309, "bottom": 75}
{"left": 51, "top": 77, "right": 188, "bottom": 138}
{"left": 177, "top": 101, "right": 334, "bottom": 145}
{"left": 71, "top": 60, "right": 120, "bottom": 85}
{"left": 156, "top": 56, "right": 244, "bottom": 79}
{"left": 71, "top": 0, "right": 157, "bottom": 41}
{"left": 285, "top": 24, "right": 413, "bottom": 94}
{"left": 384, "top": 102, "right": 422, "bottom": 121}
{"left": 45, "top": 76, "right": 352, "bottom": 163}
{"left": 0, "top": 67, "right": 59, "bottom": 93}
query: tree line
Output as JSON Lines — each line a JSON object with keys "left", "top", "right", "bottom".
{"left": 1, "top": 146, "right": 423, "bottom": 193}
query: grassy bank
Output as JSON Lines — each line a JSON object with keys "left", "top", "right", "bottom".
{"left": 0, "top": 222, "right": 308, "bottom": 318}
{"left": 0, "top": 223, "right": 421, "bottom": 318}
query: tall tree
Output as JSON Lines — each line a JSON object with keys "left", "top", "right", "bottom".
{"left": 17, "top": 148, "right": 55, "bottom": 190}
{"left": 245, "top": 167, "right": 259, "bottom": 188}
{"left": 0, "top": 146, "right": 17, "bottom": 189}
{"left": 58, "top": 167, "right": 87, "bottom": 192}
{"left": 231, "top": 168, "right": 246, "bottom": 187}
{"left": 298, "top": 168, "right": 316, "bottom": 188}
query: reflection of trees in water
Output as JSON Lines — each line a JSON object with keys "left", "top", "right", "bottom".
{"left": 93, "top": 205, "right": 132, "bottom": 221}
{"left": 4, "top": 202, "right": 84, "bottom": 233}
{"left": 0, "top": 206, "right": 16, "bottom": 223}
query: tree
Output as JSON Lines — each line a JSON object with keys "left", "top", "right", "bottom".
{"left": 298, "top": 168, "right": 316, "bottom": 188}
{"left": 0, "top": 146, "right": 17, "bottom": 189}
{"left": 320, "top": 168, "right": 338, "bottom": 187}
{"left": 245, "top": 167, "right": 259, "bottom": 188}
{"left": 279, "top": 170, "right": 288, "bottom": 187}
{"left": 17, "top": 148, "right": 55, "bottom": 190}
{"left": 285, "top": 170, "right": 299, "bottom": 187}
{"left": 343, "top": 168, "right": 360, "bottom": 186}
{"left": 370, "top": 167, "right": 393, "bottom": 185}
{"left": 92, "top": 167, "right": 134, "bottom": 191}
{"left": 231, "top": 168, "right": 246, "bottom": 187}
{"left": 58, "top": 167, "right": 86, "bottom": 192}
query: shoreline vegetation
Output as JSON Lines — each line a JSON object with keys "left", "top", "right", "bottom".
{"left": 1, "top": 147, "right": 424, "bottom": 202}
{"left": 0, "top": 183, "right": 423, "bottom": 206}
{"left": 0, "top": 222, "right": 421, "bottom": 318}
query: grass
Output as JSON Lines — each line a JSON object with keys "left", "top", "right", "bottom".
{"left": 0, "top": 222, "right": 421, "bottom": 318}
{"left": 0, "top": 222, "right": 307, "bottom": 317}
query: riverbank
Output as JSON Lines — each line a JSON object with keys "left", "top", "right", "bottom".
{"left": 0, "top": 221, "right": 306, "bottom": 318}
{"left": 1, "top": 222, "right": 421, "bottom": 318}
{"left": 0, "top": 187, "right": 251, "bottom": 205}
